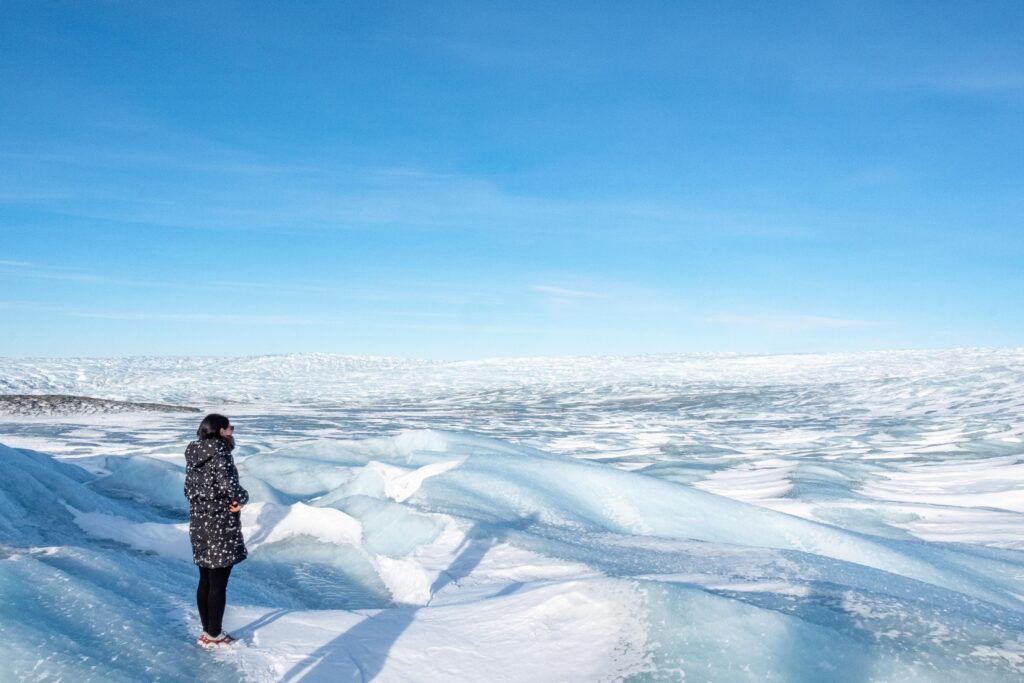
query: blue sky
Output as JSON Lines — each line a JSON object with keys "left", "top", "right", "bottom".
{"left": 1, "top": 1, "right": 1022, "bottom": 358}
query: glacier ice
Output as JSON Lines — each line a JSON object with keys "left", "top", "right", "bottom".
{"left": 91, "top": 455, "right": 189, "bottom": 513}
{"left": 0, "top": 349, "right": 1022, "bottom": 681}
{"left": 0, "top": 430, "right": 1022, "bottom": 681}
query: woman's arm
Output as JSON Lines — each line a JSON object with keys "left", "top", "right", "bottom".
{"left": 213, "top": 446, "right": 250, "bottom": 507}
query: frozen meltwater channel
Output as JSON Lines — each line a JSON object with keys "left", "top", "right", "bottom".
{"left": 1, "top": 348, "right": 1023, "bottom": 681}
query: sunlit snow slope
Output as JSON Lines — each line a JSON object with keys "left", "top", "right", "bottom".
{"left": 1, "top": 348, "right": 1023, "bottom": 681}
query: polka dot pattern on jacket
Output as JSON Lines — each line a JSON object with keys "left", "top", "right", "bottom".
{"left": 183, "top": 438, "right": 249, "bottom": 568}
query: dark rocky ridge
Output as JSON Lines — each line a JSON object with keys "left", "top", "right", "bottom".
{"left": 0, "top": 394, "right": 200, "bottom": 416}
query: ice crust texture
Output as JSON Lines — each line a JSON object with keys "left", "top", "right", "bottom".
{"left": 0, "top": 348, "right": 1023, "bottom": 681}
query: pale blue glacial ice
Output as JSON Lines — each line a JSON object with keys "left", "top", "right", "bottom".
{"left": 1, "top": 349, "right": 1023, "bottom": 681}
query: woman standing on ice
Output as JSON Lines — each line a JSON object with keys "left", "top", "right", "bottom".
{"left": 184, "top": 413, "right": 249, "bottom": 648}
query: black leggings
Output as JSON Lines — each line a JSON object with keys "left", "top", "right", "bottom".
{"left": 196, "top": 565, "right": 233, "bottom": 637}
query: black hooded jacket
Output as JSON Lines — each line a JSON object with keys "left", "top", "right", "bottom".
{"left": 184, "top": 438, "right": 249, "bottom": 568}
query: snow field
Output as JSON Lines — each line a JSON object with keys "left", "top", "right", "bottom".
{"left": 2, "top": 426, "right": 1023, "bottom": 681}
{"left": 1, "top": 349, "right": 1023, "bottom": 680}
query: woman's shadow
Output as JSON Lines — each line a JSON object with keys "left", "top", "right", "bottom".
{"left": 278, "top": 513, "right": 539, "bottom": 682}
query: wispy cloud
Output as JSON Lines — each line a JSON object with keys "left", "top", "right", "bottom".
{"left": 0, "top": 260, "right": 520, "bottom": 306}
{"left": 531, "top": 285, "right": 602, "bottom": 299}
{"left": 0, "top": 131, "right": 813, "bottom": 241}
{"left": 862, "top": 71, "right": 1024, "bottom": 97}
{"left": 707, "top": 313, "right": 874, "bottom": 330}
{"left": 0, "top": 300, "right": 485, "bottom": 328}
{"left": 0, "top": 301, "right": 325, "bottom": 325}
{"left": 69, "top": 310, "right": 325, "bottom": 325}
{"left": 936, "top": 72, "right": 1024, "bottom": 94}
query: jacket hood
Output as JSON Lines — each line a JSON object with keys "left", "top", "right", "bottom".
{"left": 185, "top": 438, "right": 229, "bottom": 468}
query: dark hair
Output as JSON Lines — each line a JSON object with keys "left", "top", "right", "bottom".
{"left": 197, "top": 413, "right": 231, "bottom": 440}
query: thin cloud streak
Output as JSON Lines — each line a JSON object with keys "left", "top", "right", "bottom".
{"left": 73, "top": 310, "right": 322, "bottom": 325}
{"left": 0, "top": 261, "right": 501, "bottom": 304}
{"left": 2, "top": 138, "right": 814, "bottom": 240}
{"left": 531, "top": 285, "right": 602, "bottom": 299}
{"left": 707, "top": 313, "right": 875, "bottom": 330}
{"left": 0, "top": 301, "right": 489, "bottom": 327}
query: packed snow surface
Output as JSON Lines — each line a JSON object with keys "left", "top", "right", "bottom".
{"left": 1, "top": 348, "right": 1023, "bottom": 681}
